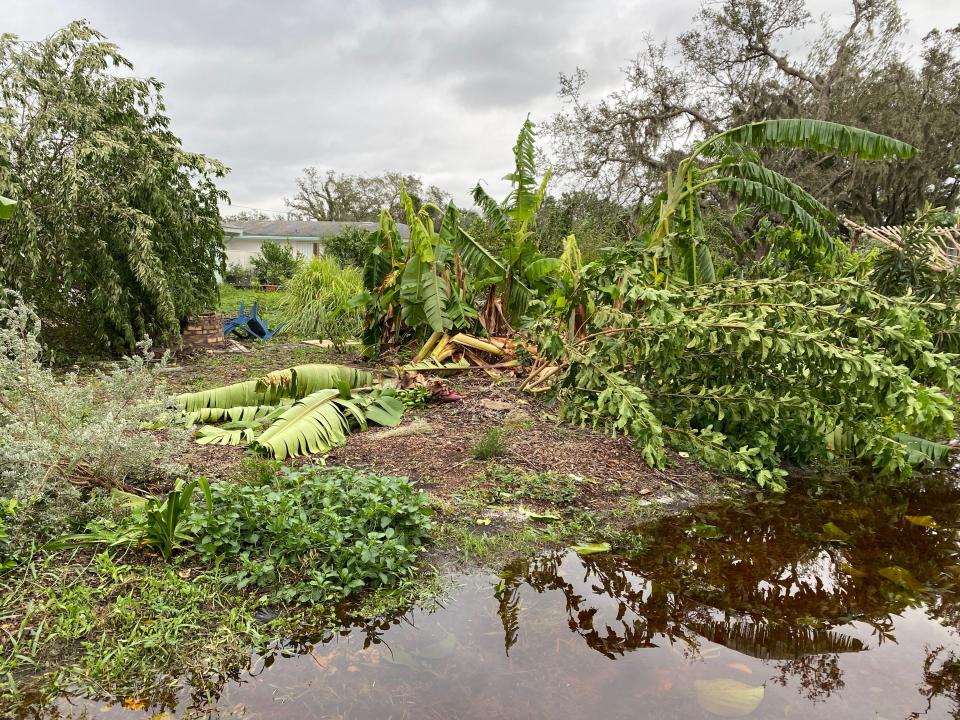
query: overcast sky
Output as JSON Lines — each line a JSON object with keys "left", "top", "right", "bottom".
{"left": 5, "top": 1, "right": 957, "bottom": 213}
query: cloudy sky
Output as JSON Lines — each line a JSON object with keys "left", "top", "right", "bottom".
{"left": 5, "top": 1, "right": 956, "bottom": 213}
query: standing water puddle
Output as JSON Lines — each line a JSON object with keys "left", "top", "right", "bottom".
{"left": 32, "top": 477, "right": 960, "bottom": 718}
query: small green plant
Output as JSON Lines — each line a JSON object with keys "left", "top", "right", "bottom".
{"left": 488, "top": 466, "right": 578, "bottom": 505}
{"left": 471, "top": 427, "right": 509, "bottom": 460}
{"left": 250, "top": 242, "right": 302, "bottom": 285}
{"left": 224, "top": 261, "right": 255, "bottom": 287}
{"left": 0, "top": 498, "right": 18, "bottom": 569}
{"left": 48, "top": 478, "right": 211, "bottom": 560}
{"left": 186, "top": 464, "right": 433, "bottom": 603}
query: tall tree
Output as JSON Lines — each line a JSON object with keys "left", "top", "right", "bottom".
{"left": 0, "top": 21, "right": 227, "bottom": 353}
{"left": 548, "top": 0, "right": 960, "bottom": 224}
{"left": 286, "top": 169, "right": 450, "bottom": 223}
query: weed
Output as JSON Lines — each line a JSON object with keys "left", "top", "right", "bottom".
{"left": 488, "top": 466, "right": 578, "bottom": 505}
{"left": 471, "top": 428, "right": 509, "bottom": 460}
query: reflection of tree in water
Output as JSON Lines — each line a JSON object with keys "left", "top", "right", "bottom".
{"left": 494, "top": 477, "right": 960, "bottom": 707}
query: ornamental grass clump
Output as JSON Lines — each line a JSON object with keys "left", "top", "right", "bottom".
{"left": 279, "top": 256, "right": 363, "bottom": 347}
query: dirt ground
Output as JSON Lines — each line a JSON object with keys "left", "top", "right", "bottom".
{"left": 162, "top": 342, "right": 721, "bottom": 512}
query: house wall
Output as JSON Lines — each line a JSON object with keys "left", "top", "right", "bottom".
{"left": 225, "top": 238, "right": 324, "bottom": 269}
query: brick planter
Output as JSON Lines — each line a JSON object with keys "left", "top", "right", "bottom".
{"left": 181, "top": 312, "right": 226, "bottom": 352}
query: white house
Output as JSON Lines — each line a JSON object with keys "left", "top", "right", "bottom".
{"left": 222, "top": 220, "right": 410, "bottom": 268}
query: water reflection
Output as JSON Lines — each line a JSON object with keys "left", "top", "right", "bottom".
{"left": 33, "top": 477, "right": 960, "bottom": 719}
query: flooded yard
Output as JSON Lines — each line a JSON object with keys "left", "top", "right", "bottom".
{"left": 27, "top": 474, "right": 960, "bottom": 719}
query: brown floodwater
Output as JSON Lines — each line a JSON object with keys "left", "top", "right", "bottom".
{"left": 27, "top": 475, "right": 960, "bottom": 719}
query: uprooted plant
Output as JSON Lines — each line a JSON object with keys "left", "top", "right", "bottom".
{"left": 532, "top": 254, "right": 958, "bottom": 489}
{"left": 177, "top": 363, "right": 406, "bottom": 459}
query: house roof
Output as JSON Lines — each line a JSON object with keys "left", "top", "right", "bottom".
{"left": 224, "top": 219, "right": 409, "bottom": 240}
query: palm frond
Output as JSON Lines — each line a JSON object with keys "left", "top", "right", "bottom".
{"left": 706, "top": 119, "right": 915, "bottom": 161}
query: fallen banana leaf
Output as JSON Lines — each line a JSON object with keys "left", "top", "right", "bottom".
{"left": 570, "top": 541, "right": 611, "bottom": 555}
{"left": 694, "top": 678, "right": 764, "bottom": 718}
{"left": 255, "top": 389, "right": 351, "bottom": 459}
{"left": 184, "top": 405, "right": 278, "bottom": 425}
{"left": 196, "top": 425, "right": 256, "bottom": 446}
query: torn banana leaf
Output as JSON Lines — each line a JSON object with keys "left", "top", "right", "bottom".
{"left": 196, "top": 424, "right": 257, "bottom": 446}
{"left": 178, "top": 364, "right": 371, "bottom": 411}
{"left": 184, "top": 404, "right": 279, "bottom": 425}
{"left": 255, "top": 389, "right": 353, "bottom": 459}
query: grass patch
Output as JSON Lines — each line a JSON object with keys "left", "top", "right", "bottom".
{"left": 488, "top": 465, "right": 579, "bottom": 505}
{"left": 470, "top": 427, "right": 509, "bottom": 460}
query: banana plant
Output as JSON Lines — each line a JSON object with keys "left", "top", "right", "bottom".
{"left": 459, "top": 116, "right": 561, "bottom": 333}
{"left": 652, "top": 118, "right": 916, "bottom": 284}
{"left": 357, "top": 190, "right": 478, "bottom": 351}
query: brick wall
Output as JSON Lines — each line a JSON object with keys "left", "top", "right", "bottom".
{"left": 181, "top": 312, "right": 225, "bottom": 352}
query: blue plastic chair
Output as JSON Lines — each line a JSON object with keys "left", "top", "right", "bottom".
{"left": 223, "top": 301, "right": 285, "bottom": 341}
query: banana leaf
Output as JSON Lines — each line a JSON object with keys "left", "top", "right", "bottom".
{"left": 195, "top": 424, "right": 257, "bottom": 446}
{"left": 255, "top": 389, "right": 353, "bottom": 459}
{"left": 184, "top": 404, "right": 278, "bottom": 425}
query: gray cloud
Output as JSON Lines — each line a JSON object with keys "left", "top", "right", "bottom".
{"left": 5, "top": 0, "right": 955, "bottom": 211}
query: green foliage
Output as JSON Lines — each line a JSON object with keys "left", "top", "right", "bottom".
{"left": 186, "top": 464, "right": 433, "bottom": 603}
{"left": 250, "top": 242, "right": 302, "bottom": 285}
{"left": 324, "top": 225, "right": 375, "bottom": 267}
{"left": 489, "top": 466, "right": 578, "bottom": 505}
{"left": 652, "top": 119, "right": 916, "bottom": 285}
{"left": 0, "top": 22, "right": 227, "bottom": 353}
{"left": 537, "top": 257, "right": 959, "bottom": 488}
{"left": 49, "top": 478, "right": 211, "bottom": 560}
{"left": 356, "top": 199, "right": 478, "bottom": 352}
{"left": 278, "top": 256, "right": 363, "bottom": 347}
{"left": 869, "top": 205, "right": 960, "bottom": 352}
{"left": 466, "top": 117, "right": 558, "bottom": 330}
{"left": 471, "top": 428, "right": 510, "bottom": 460}
{"left": 0, "top": 291, "right": 187, "bottom": 546}
{"left": 176, "top": 363, "right": 404, "bottom": 459}
{"left": 224, "top": 262, "right": 255, "bottom": 286}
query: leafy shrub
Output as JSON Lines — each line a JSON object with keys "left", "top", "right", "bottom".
{"left": 537, "top": 255, "right": 959, "bottom": 488}
{"left": 0, "top": 291, "right": 188, "bottom": 545}
{"left": 250, "top": 242, "right": 302, "bottom": 285}
{"left": 224, "top": 262, "right": 255, "bottom": 286}
{"left": 278, "top": 257, "right": 363, "bottom": 347}
{"left": 471, "top": 428, "right": 509, "bottom": 460}
{"left": 324, "top": 225, "right": 374, "bottom": 267}
{"left": 186, "top": 465, "right": 432, "bottom": 603}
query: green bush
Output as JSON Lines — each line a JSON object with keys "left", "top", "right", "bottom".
{"left": 278, "top": 256, "right": 363, "bottom": 346}
{"left": 186, "top": 464, "right": 432, "bottom": 603}
{"left": 324, "top": 225, "right": 374, "bottom": 267}
{"left": 250, "top": 242, "right": 302, "bottom": 285}
{"left": 0, "top": 291, "right": 188, "bottom": 546}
